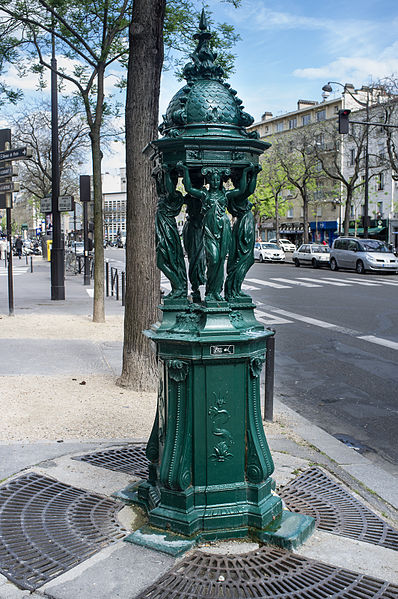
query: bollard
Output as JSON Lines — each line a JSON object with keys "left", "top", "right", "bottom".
{"left": 110, "top": 267, "right": 115, "bottom": 296}
{"left": 30, "top": 256, "right": 33, "bottom": 273}
{"left": 121, "top": 271, "right": 125, "bottom": 306}
{"left": 105, "top": 259, "right": 109, "bottom": 297}
{"left": 116, "top": 270, "right": 119, "bottom": 301}
{"left": 25, "top": 253, "right": 28, "bottom": 265}
{"left": 264, "top": 329, "right": 275, "bottom": 422}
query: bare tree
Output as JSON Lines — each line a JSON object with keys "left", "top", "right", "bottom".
{"left": 314, "top": 119, "right": 385, "bottom": 236}
{"left": 251, "top": 148, "right": 294, "bottom": 242}
{"left": 9, "top": 98, "right": 90, "bottom": 205}
{"left": 271, "top": 130, "right": 322, "bottom": 243}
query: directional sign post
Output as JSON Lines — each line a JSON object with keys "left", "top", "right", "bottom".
{"left": 0, "top": 147, "right": 32, "bottom": 162}
{"left": 0, "top": 129, "right": 14, "bottom": 316}
{"left": 0, "top": 181, "right": 20, "bottom": 193}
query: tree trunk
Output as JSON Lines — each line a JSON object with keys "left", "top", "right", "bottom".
{"left": 302, "top": 189, "right": 309, "bottom": 243}
{"left": 275, "top": 196, "right": 279, "bottom": 243}
{"left": 343, "top": 188, "right": 352, "bottom": 237}
{"left": 118, "top": 0, "right": 165, "bottom": 391}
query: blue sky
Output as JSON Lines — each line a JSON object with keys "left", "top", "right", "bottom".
{"left": 2, "top": 0, "right": 398, "bottom": 174}
{"left": 161, "top": 0, "right": 398, "bottom": 125}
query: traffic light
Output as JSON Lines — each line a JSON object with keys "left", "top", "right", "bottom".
{"left": 338, "top": 109, "right": 351, "bottom": 134}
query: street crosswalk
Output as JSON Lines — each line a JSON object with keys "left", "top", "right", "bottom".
{"left": 160, "top": 275, "right": 398, "bottom": 294}
{"left": 0, "top": 266, "right": 28, "bottom": 276}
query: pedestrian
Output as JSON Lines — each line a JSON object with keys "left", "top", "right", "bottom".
{"left": 0, "top": 236, "right": 7, "bottom": 260}
{"left": 15, "top": 236, "right": 23, "bottom": 259}
{"left": 322, "top": 240, "right": 327, "bottom": 246}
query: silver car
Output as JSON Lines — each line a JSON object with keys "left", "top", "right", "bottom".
{"left": 293, "top": 244, "right": 330, "bottom": 268}
{"left": 330, "top": 238, "right": 398, "bottom": 274}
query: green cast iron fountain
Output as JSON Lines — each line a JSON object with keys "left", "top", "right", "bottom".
{"left": 121, "top": 11, "right": 314, "bottom": 556}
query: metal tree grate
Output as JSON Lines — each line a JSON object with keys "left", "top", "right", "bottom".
{"left": 73, "top": 444, "right": 149, "bottom": 478}
{"left": 0, "top": 472, "right": 126, "bottom": 590}
{"left": 136, "top": 545, "right": 398, "bottom": 599}
{"left": 279, "top": 467, "right": 398, "bottom": 550}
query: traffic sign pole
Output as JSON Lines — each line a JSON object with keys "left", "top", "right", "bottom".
{"left": 0, "top": 130, "right": 14, "bottom": 316}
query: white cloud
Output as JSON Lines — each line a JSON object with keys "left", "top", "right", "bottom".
{"left": 293, "top": 52, "right": 398, "bottom": 84}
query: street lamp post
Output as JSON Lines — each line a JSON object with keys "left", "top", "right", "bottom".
{"left": 322, "top": 82, "right": 370, "bottom": 237}
{"left": 50, "top": 21, "right": 65, "bottom": 300}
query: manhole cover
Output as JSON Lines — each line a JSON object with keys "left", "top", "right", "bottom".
{"left": 136, "top": 545, "right": 398, "bottom": 598}
{"left": 279, "top": 467, "right": 398, "bottom": 550}
{"left": 0, "top": 473, "right": 126, "bottom": 590}
{"left": 73, "top": 444, "right": 149, "bottom": 478}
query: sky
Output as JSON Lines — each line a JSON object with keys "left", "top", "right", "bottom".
{"left": 2, "top": 0, "right": 398, "bottom": 175}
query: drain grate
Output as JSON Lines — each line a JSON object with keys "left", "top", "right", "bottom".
{"left": 0, "top": 472, "right": 126, "bottom": 590}
{"left": 136, "top": 545, "right": 398, "bottom": 598}
{"left": 279, "top": 467, "right": 398, "bottom": 550}
{"left": 73, "top": 444, "right": 149, "bottom": 478}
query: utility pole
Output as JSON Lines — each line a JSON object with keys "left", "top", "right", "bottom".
{"left": 80, "top": 175, "right": 91, "bottom": 285}
{"left": 50, "top": 21, "right": 65, "bottom": 300}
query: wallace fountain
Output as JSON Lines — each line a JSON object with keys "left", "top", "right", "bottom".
{"left": 120, "top": 11, "right": 314, "bottom": 556}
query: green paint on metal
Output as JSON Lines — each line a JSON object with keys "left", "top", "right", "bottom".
{"left": 125, "top": 525, "right": 196, "bottom": 557}
{"left": 121, "top": 10, "right": 314, "bottom": 552}
{"left": 254, "top": 511, "right": 316, "bottom": 550}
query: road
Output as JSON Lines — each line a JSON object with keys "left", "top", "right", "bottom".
{"left": 105, "top": 247, "right": 398, "bottom": 476}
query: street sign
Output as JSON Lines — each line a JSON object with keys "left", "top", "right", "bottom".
{"left": 0, "top": 165, "right": 18, "bottom": 178}
{"left": 0, "top": 147, "right": 32, "bottom": 162}
{"left": 40, "top": 195, "right": 75, "bottom": 213}
{"left": 58, "top": 195, "right": 74, "bottom": 212}
{"left": 0, "top": 181, "right": 20, "bottom": 193}
{"left": 40, "top": 197, "right": 52, "bottom": 213}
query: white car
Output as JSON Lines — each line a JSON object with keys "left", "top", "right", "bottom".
{"left": 293, "top": 243, "right": 330, "bottom": 268}
{"left": 254, "top": 242, "right": 285, "bottom": 263}
{"left": 269, "top": 238, "right": 296, "bottom": 252}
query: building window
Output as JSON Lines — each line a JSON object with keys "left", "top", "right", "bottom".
{"left": 315, "top": 133, "right": 325, "bottom": 150}
{"left": 316, "top": 205, "right": 322, "bottom": 217}
{"left": 302, "top": 114, "right": 311, "bottom": 126}
{"left": 287, "top": 208, "right": 293, "bottom": 218}
{"left": 349, "top": 149, "right": 355, "bottom": 166}
{"left": 289, "top": 118, "right": 297, "bottom": 129}
{"left": 316, "top": 109, "right": 326, "bottom": 122}
{"left": 377, "top": 202, "right": 383, "bottom": 217}
{"left": 377, "top": 172, "right": 385, "bottom": 191}
{"left": 276, "top": 122, "right": 284, "bottom": 132}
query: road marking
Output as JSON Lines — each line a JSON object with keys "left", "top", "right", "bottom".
{"left": 268, "top": 307, "right": 352, "bottom": 331}
{"left": 357, "top": 335, "right": 398, "bottom": 351}
{"left": 345, "top": 277, "right": 398, "bottom": 286}
{"left": 255, "top": 309, "right": 292, "bottom": 325}
{"left": 246, "top": 278, "right": 291, "bottom": 289}
{"left": 327, "top": 277, "right": 380, "bottom": 287}
{"left": 270, "top": 277, "right": 322, "bottom": 288}
{"left": 242, "top": 283, "right": 260, "bottom": 291}
{"left": 299, "top": 277, "right": 351, "bottom": 287}
{"left": 263, "top": 305, "right": 398, "bottom": 351}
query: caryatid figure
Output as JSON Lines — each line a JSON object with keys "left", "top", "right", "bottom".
{"left": 154, "top": 164, "right": 187, "bottom": 299}
{"left": 225, "top": 163, "right": 260, "bottom": 301}
{"left": 178, "top": 162, "right": 231, "bottom": 302}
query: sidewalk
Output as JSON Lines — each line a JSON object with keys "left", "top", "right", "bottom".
{"left": 0, "top": 258, "right": 397, "bottom": 598}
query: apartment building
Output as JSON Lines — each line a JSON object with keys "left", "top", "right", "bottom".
{"left": 248, "top": 84, "right": 397, "bottom": 246}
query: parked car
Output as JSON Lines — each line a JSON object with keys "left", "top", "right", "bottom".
{"left": 254, "top": 242, "right": 285, "bottom": 263}
{"left": 269, "top": 238, "right": 296, "bottom": 252}
{"left": 70, "top": 241, "right": 85, "bottom": 256}
{"left": 293, "top": 244, "right": 330, "bottom": 268}
{"left": 330, "top": 237, "right": 398, "bottom": 274}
